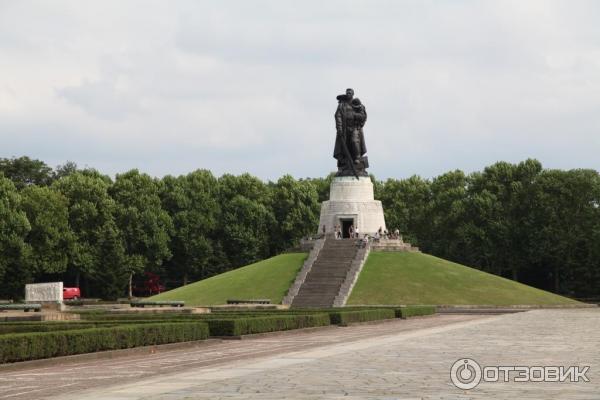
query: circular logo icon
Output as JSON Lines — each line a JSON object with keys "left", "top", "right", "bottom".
{"left": 450, "top": 358, "right": 482, "bottom": 390}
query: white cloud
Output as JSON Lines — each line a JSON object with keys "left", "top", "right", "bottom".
{"left": 0, "top": 0, "right": 599, "bottom": 179}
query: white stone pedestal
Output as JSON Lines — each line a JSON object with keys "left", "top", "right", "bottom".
{"left": 317, "top": 176, "right": 386, "bottom": 236}
{"left": 25, "top": 282, "right": 63, "bottom": 303}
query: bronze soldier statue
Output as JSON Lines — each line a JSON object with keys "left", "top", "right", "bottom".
{"left": 333, "top": 88, "right": 369, "bottom": 177}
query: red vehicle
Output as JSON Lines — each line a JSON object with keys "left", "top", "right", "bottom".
{"left": 133, "top": 272, "right": 165, "bottom": 296}
{"left": 63, "top": 287, "right": 81, "bottom": 300}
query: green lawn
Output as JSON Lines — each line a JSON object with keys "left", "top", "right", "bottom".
{"left": 347, "top": 252, "right": 580, "bottom": 306}
{"left": 150, "top": 253, "right": 307, "bottom": 306}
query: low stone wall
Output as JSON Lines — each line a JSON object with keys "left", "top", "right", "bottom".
{"left": 370, "top": 239, "right": 420, "bottom": 252}
{"left": 0, "top": 312, "right": 80, "bottom": 322}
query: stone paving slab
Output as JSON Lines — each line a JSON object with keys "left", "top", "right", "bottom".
{"left": 2, "top": 310, "right": 599, "bottom": 399}
{"left": 156, "top": 309, "right": 596, "bottom": 400}
{"left": 0, "top": 315, "right": 480, "bottom": 400}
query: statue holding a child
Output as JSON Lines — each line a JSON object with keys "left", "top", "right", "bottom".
{"left": 333, "top": 88, "right": 369, "bottom": 178}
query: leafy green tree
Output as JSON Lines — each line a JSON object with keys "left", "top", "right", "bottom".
{"left": 427, "top": 170, "right": 468, "bottom": 261}
{"left": 217, "top": 174, "right": 275, "bottom": 267}
{"left": 458, "top": 186, "right": 498, "bottom": 273}
{"left": 465, "top": 160, "right": 542, "bottom": 279}
{"left": 306, "top": 173, "right": 335, "bottom": 203}
{"left": 378, "top": 175, "right": 431, "bottom": 245}
{"left": 52, "top": 172, "right": 124, "bottom": 290}
{"left": 221, "top": 195, "right": 274, "bottom": 267}
{"left": 53, "top": 161, "right": 79, "bottom": 180}
{"left": 470, "top": 160, "right": 542, "bottom": 280}
{"left": 160, "top": 170, "right": 219, "bottom": 285}
{"left": 218, "top": 173, "right": 273, "bottom": 204}
{"left": 0, "top": 176, "right": 31, "bottom": 299}
{"left": 93, "top": 222, "right": 127, "bottom": 300}
{"left": 531, "top": 168, "right": 600, "bottom": 294}
{"left": 20, "top": 186, "right": 73, "bottom": 275}
{"left": 110, "top": 170, "right": 173, "bottom": 297}
{"left": 0, "top": 156, "right": 53, "bottom": 189}
{"left": 270, "top": 175, "right": 320, "bottom": 253}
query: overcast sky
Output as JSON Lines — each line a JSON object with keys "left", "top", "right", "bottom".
{"left": 1, "top": 1, "right": 599, "bottom": 181}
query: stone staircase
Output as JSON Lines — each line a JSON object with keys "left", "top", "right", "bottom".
{"left": 281, "top": 238, "right": 325, "bottom": 306}
{"left": 333, "top": 243, "right": 370, "bottom": 307}
{"left": 290, "top": 237, "right": 367, "bottom": 308}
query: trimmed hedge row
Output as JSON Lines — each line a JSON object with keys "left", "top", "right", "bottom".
{"left": 0, "top": 306, "right": 438, "bottom": 363}
{"left": 395, "top": 305, "right": 436, "bottom": 319}
{"left": 77, "top": 307, "right": 388, "bottom": 321}
{"left": 0, "top": 322, "right": 98, "bottom": 335}
{"left": 207, "top": 313, "right": 331, "bottom": 336}
{"left": 328, "top": 309, "right": 396, "bottom": 325}
{"left": 79, "top": 313, "right": 205, "bottom": 321}
{"left": 0, "top": 322, "right": 209, "bottom": 363}
{"left": 76, "top": 306, "right": 434, "bottom": 328}
{"left": 79, "top": 313, "right": 310, "bottom": 322}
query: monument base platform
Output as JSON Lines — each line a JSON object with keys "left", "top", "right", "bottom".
{"left": 317, "top": 176, "right": 386, "bottom": 237}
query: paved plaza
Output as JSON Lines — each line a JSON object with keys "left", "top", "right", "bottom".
{"left": 1, "top": 309, "right": 599, "bottom": 399}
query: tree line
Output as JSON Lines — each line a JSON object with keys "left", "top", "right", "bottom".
{"left": 0, "top": 157, "right": 598, "bottom": 300}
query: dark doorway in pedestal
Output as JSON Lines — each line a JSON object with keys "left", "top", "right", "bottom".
{"left": 341, "top": 219, "right": 354, "bottom": 239}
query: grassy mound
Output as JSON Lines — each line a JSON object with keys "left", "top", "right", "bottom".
{"left": 150, "top": 253, "right": 307, "bottom": 306}
{"left": 347, "top": 252, "right": 580, "bottom": 306}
